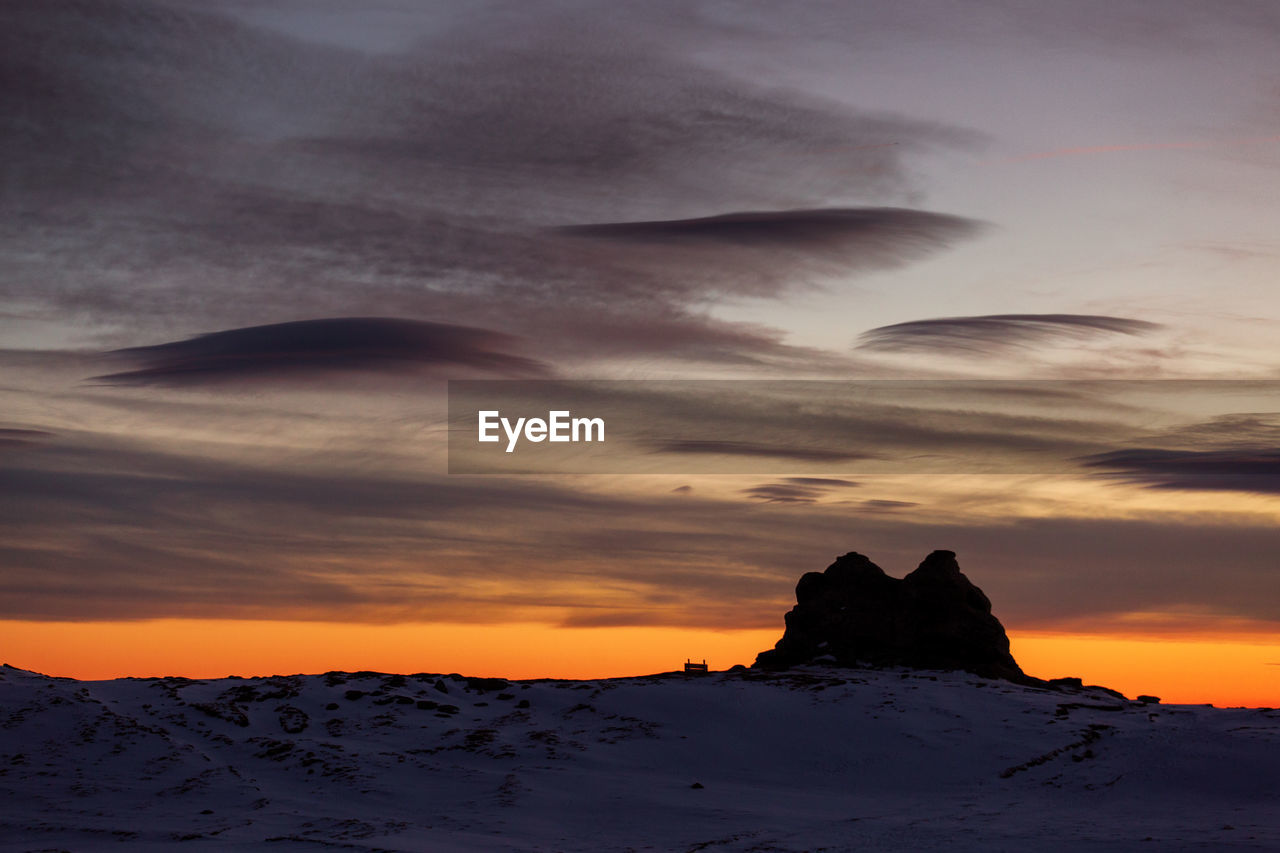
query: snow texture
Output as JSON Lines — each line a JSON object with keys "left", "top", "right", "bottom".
{"left": 1, "top": 663, "right": 1276, "bottom": 851}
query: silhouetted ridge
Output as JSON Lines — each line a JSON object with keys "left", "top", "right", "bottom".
{"left": 754, "top": 550, "right": 1024, "bottom": 681}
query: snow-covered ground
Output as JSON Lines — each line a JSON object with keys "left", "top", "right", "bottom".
{"left": 1, "top": 662, "right": 1276, "bottom": 851}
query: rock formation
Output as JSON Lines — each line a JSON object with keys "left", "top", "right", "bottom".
{"left": 754, "top": 550, "right": 1024, "bottom": 681}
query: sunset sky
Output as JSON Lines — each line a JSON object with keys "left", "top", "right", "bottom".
{"left": 3, "top": 0, "right": 1279, "bottom": 707}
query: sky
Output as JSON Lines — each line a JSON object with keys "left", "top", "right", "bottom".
{"left": 2, "top": 0, "right": 1279, "bottom": 706}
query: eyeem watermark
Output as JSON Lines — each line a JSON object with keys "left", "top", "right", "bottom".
{"left": 478, "top": 410, "right": 605, "bottom": 453}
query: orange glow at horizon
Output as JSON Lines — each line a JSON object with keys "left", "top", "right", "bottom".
{"left": 2, "top": 620, "right": 1275, "bottom": 708}
{"left": 1012, "top": 633, "right": 1279, "bottom": 709}
{"left": 0, "top": 620, "right": 779, "bottom": 683}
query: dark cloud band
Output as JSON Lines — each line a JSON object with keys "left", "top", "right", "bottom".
{"left": 556, "top": 207, "right": 980, "bottom": 250}
{"left": 1082, "top": 448, "right": 1280, "bottom": 494}
{"left": 91, "top": 318, "right": 547, "bottom": 386}
{"left": 857, "top": 314, "right": 1160, "bottom": 354}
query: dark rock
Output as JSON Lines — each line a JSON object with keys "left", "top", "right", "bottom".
{"left": 1136, "top": 694, "right": 1161, "bottom": 704}
{"left": 189, "top": 701, "right": 250, "bottom": 728}
{"left": 276, "top": 705, "right": 308, "bottom": 734}
{"left": 1088, "top": 684, "right": 1129, "bottom": 701}
{"left": 466, "top": 677, "right": 510, "bottom": 692}
{"left": 753, "top": 550, "right": 1024, "bottom": 682}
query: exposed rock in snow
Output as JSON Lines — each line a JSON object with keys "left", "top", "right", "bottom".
{"left": 755, "top": 550, "right": 1024, "bottom": 680}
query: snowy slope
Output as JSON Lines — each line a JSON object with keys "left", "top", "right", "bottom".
{"left": 1, "top": 663, "right": 1276, "bottom": 851}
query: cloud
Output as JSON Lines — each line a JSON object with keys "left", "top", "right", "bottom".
{"left": 0, "top": 434, "right": 814, "bottom": 622}
{"left": 743, "top": 477, "right": 861, "bottom": 503}
{"left": 998, "top": 134, "right": 1280, "bottom": 163}
{"left": 854, "top": 499, "right": 919, "bottom": 512}
{"left": 556, "top": 207, "right": 979, "bottom": 256}
{"left": 4, "top": 432, "right": 1280, "bottom": 633}
{"left": 557, "top": 610, "right": 677, "bottom": 629}
{"left": 90, "top": 318, "right": 547, "bottom": 386}
{"left": 1081, "top": 448, "right": 1280, "bottom": 494}
{"left": 1139, "top": 413, "right": 1280, "bottom": 448}
{"left": 449, "top": 380, "right": 1140, "bottom": 475}
{"left": 1077, "top": 411, "right": 1280, "bottom": 494}
{"left": 857, "top": 314, "right": 1161, "bottom": 354}
{"left": 0, "top": 0, "right": 983, "bottom": 369}
{"left": 742, "top": 484, "right": 824, "bottom": 504}
{"left": 0, "top": 429, "right": 54, "bottom": 449}
{"left": 621, "top": 380, "right": 1129, "bottom": 470}
{"left": 648, "top": 440, "right": 871, "bottom": 463}
{"left": 6, "top": 0, "right": 1280, "bottom": 644}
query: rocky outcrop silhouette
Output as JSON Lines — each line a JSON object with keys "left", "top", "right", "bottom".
{"left": 754, "top": 550, "right": 1024, "bottom": 681}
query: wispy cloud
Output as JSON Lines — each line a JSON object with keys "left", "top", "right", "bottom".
{"left": 5, "top": 433, "right": 1280, "bottom": 631}
{"left": 743, "top": 478, "right": 861, "bottom": 504}
{"left": 857, "top": 314, "right": 1160, "bottom": 355}
{"left": 854, "top": 499, "right": 919, "bottom": 512}
{"left": 998, "top": 134, "right": 1280, "bottom": 163}
{"left": 450, "top": 380, "right": 1136, "bottom": 474}
{"left": 742, "top": 483, "right": 824, "bottom": 503}
{"left": 2, "top": 0, "right": 983, "bottom": 370}
{"left": 648, "top": 440, "right": 871, "bottom": 463}
{"left": 0, "top": 428, "right": 55, "bottom": 449}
